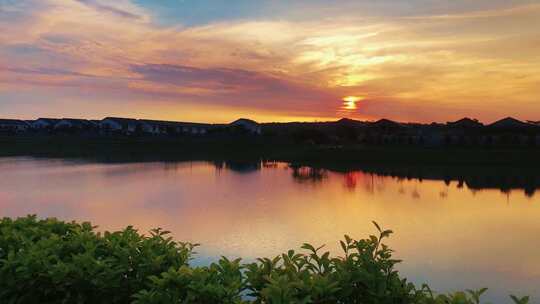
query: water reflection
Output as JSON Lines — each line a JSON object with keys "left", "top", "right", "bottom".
{"left": 209, "top": 160, "right": 540, "bottom": 197}
{"left": 217, "top": 160, "right": 540, "bottom": 198}
{"left": 279, "top": 162, "right": 539, "bottom": 197}
{"left": 329, "top": 164, "right": 540, "bottom": 197}
{"left": 214, "top": 160, "right": 262, "bottom": 174}
{"left": 0, "top": 157, "right": 539, "bottom": 302}
{"left": 289, "top": 165, "right": 327, "bottom": 184}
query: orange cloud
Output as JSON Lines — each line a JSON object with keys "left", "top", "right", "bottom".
{"left": 1, "top": 0, "right": 539, "bottom": 122}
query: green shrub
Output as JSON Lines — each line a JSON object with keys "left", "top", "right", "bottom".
{"left": 0, "top": 216, "right": 530, "bottom": 304}
{"left": 133, "top": 258, "right": 244, "bottom": 304}
{"left": 0, "top": 215, "right": 194, "bottom": 303}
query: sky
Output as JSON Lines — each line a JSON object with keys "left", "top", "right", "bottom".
{"left": 1, "top": 0, "right": 539, "bottom": 123}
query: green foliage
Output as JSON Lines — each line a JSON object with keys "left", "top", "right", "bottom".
{"left": 243, "top": 223, "right": 416, "bottom": 304}
{"left": 0, "top": 216, "right": 531, "bottom": 304}
{"left": 0, "top": 215, "right": 194, "bottom": 303}
{"left": 133, "top": 257, "right": 244, "bottom": 304}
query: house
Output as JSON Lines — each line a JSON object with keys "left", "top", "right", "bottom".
{"left": 370, "top": 119, "right": 404, "bottom": 129}
{"left": 138, "top": 119, "right": 213, "bottom": 135}
{"left": 369, "top": 120, "right": 422, "bottom": 145}
{"left": 138, "top": 120, "right": 168, "bottom": 135}
{"left": 54, "top": 118, "right": 95, "bottom": 129}
{"left": 487, "top": 117, "right": 531, "bottom": 130}
{"left": 139, "top": 120, "right": 183, "bottom": 135}
{"left": 30, "top": 118, "right": 61, "bottom": 129}
{"left": 176, "top": 122, "right": 212, "bottom": 135}
{"left": 0, "top": 119, "right": 30, "bottom": 132}
{"left": 447, "top": 118, "right": 483, "bottom": 129}
{"left": 443, "top": 118, "right": 484, "bottom": 145}
{"left": 230, "top": 118, "right": 262, "bottom": 134}
{"left": 100, "top": 117, "right": 139, "bottom": 134}
{"left": 335, "top": 118, "right": 367, "bottom": 127}
{"left": 484, "top": 117, "right": 535, "bottom": 146}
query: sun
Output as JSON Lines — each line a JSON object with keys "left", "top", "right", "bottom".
{"left": 342, "top": 96, "right": 362, "bottom": 110}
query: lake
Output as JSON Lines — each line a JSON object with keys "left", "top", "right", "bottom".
{"left": 0, "top": 157, "right": 539, "bottom": 302}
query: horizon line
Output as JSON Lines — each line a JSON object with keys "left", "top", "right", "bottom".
{"left": 2, "top": 115, "right": 539, "bottom": 126}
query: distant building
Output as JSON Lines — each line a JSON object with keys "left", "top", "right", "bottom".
{"left": 0, "top": 119, "right": 30, "bottom": 132}
{"left": 30, "top": 118, "right": 61, "bottom": 129}
{"left": 443, "top": 118, "right": 484, "bottom": 145}
{"left": 447, "top": 118, "right": 483, "bottom": 129}
{"left": 369, "top": 119, "right": 405, "bottom": 137}
{"left": 335, "top": 118, "right": 367, "bottom": 127}
{"left": 100, "top": 117, "right": 139, "bottom": 134}
{"left": 177, "top": 122, "right": 212, "bottom": 135}
{"left": 138, "top": 120, "right": 169, "bottom": 135}
{"left": 487, "top": 117, "right": 531, "bottom": 130}
{"left": 54, "top": 118, "right": 95, "bottom": 129}
{"left": 2, "top": 114, "right": 538, "bottom": 148}
{"left": 139, "top": 119, "right": 214, "bottom": 135}
{"left": 230, "top": 118, "right": 262, "bottom": 134}
{"left": 371, "top": 119, "right": 403, "bottom": 129}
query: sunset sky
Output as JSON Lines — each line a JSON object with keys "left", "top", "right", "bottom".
{"left": 1, "top": 0, "right": 539, "bottom": 123}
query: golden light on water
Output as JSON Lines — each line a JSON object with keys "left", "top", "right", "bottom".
{"left": 342, "top": 96, "right": 362, "bottom": 110}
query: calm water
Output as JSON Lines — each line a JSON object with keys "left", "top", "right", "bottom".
{"left": 1, "top": 157, "right": 539, "bottom": 302}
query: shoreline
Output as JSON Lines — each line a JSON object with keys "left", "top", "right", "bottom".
{"left": 1, "top": 135, "right": 539, "bottom": 167}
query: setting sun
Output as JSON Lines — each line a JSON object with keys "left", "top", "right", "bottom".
{"left": 342, "top": 96, "right": 362, "bottom": 110}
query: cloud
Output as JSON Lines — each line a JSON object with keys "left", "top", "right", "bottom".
{"left": 132, "top": 64, "right": 262, "bottom": 86}
{"left": 128, "top": 63, "right": 338, "bottom": 114}
{"left": 73, "top": 0, "right": 144, "bottom": 20}
{"left": 131, "top": 64, "right": 294, "bottom": 93}
{"left": 4, "top": 66, "right": 98, "bottom": 78}
{"left": 0, "top": 0, "right": 539, "bottom": 122}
